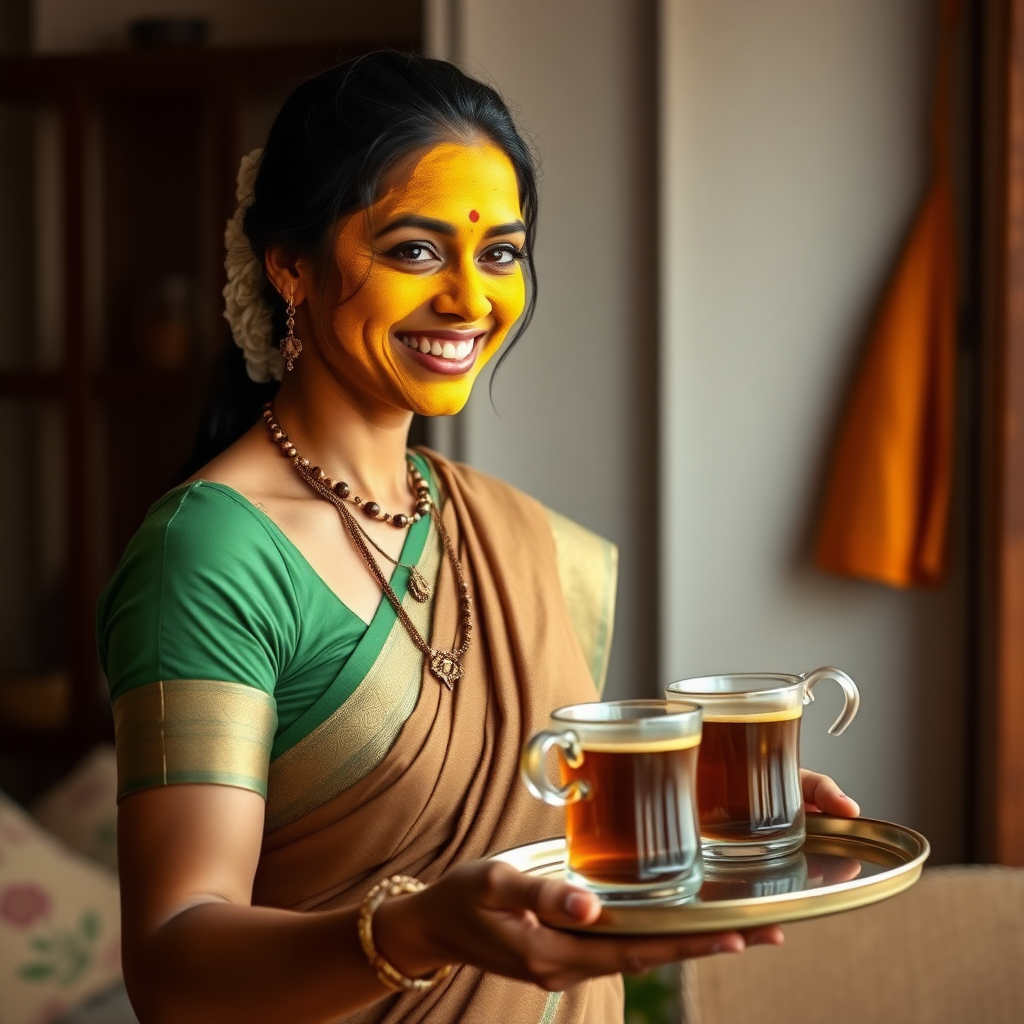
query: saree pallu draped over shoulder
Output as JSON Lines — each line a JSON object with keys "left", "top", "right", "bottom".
{"left": 253, "top": 454, "right": 623, "bottom": 1024}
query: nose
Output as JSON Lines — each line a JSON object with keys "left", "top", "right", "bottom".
{"left": 432, "top": 262, "right": 493, "bottom": 323}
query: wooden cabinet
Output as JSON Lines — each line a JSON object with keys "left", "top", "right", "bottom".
{"left": 0, "top": 44, "right": 405, "bottom": 765}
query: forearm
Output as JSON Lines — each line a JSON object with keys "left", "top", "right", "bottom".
{"left": 116, "top": 787, "right": 453, "bottom": 1023}
{"left": 125, "top": 898, "right": 430, "bottom": 1024}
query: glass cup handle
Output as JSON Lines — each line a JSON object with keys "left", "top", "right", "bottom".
{"left": 520, "top": 729, "right": 590, "bottom": 807}
{"left": 799, "top": 666, "right": 861, "bottom": 736}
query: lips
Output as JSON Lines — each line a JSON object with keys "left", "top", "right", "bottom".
{"left": 394, "top": 330, "right": 485, "bottom": 375}
{"left": 397, "top": 332, "right": 479, "bottom": 361}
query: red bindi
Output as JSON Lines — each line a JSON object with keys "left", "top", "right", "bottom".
{"left": 468, "top": 209, "right": 480, "bottom": 222}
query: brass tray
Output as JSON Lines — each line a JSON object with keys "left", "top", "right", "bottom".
{"left": 490, "top": 815, "right": 929, "bottom": 934}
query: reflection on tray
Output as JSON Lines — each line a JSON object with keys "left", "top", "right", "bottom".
{"left": 805, "top": 851, "right": 868, "bottom": 888}
{"left": 698, "top": 850, "right": 866, "bottom": 902}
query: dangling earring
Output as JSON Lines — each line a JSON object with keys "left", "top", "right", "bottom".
{"left": 279, "top": 290, "right": 303, "bottom": 371}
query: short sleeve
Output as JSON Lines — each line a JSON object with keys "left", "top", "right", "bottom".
{"left": 97, "top": 483, "right": 295, "bottom": 799}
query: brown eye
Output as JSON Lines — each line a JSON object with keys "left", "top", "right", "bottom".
{"left": 389, "top": 242, "right": 438, "bottom": 264}
{"left": 481, "top": 244, "right": 525, "bottom": 268}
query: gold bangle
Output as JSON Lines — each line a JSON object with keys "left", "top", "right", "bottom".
{"left": 357, "top": 874, "right": 453, "bottom": 993}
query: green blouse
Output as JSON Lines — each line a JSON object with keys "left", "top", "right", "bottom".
{"left": 98, "top": 453, "right": 618, "bottom": 816}
{"left": 97, "top": 453, "right": 439, "bottom": 796}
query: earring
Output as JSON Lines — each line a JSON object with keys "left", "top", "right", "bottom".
{"left": 279, "top": 293, "right": 303, "bottom": 371}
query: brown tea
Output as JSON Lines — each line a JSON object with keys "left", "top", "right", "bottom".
{"left": 697, "top": 709, "right": 803, "bottom": 844}
{"left": 561, "top": 737, "right": 701, "bottom": 886}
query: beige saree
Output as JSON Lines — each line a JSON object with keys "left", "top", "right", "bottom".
{"left": 252, "top": 455, "right": 622, "bottom": 1023}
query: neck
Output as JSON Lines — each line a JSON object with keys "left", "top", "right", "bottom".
{"left": 271, "top": 366, "right": 416, "bottom": 506}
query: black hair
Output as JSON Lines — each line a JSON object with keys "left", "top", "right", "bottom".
{"left": 183, "top": 50, "right": 538, "bottom": 475}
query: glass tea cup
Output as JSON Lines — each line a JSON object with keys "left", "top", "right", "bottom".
{"left": 665, "top": 667, "right": 859, "bottom": 862}
{"left": 520, "top": 700, "right": 704, "bottom": 903}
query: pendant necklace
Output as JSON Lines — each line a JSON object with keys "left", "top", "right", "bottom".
{"left": 262, "top": 404, "right": 471, "bottom": 690}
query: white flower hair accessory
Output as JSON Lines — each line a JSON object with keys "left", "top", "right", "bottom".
{"left": 222, "top": 148, "right": 285, "bottom": 382}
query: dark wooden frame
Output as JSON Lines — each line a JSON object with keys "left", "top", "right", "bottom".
{"left": 978, "top": 0, "right": 1024, "bottom": 866}
{"left": 0, "top": 45, "right": 401, "bottom": 764}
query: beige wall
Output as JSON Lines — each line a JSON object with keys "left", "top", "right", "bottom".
{"left": 660, "top": 0, "right": 966, "bottom": 862}
{"left": 437, "top": 0, "right": 967, "bottom": 860}
{"left": 440, "top": 0, "right": 661, "bottom": 702}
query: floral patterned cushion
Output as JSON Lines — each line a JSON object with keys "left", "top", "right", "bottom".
{"left": 53, "top": 983, "right": 137, "bottom": 1024}
{"left": 0, "top": 792, "right": 122, "bottom": 1024}
{"left": 31, "top": 748, "right": 118, "bottom": 872}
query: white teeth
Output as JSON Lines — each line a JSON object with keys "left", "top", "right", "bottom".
{"left": 400, "top": 335, "right": 477, "bottom": 359}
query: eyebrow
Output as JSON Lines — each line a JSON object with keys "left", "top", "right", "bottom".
{"left": 374, "top": 214, "right": 527, "bottom": 239}
{"left": 375, "top": 214, "right": 454, "bottom": 238}
{"left": 484, "top": 220, "right": 527, "bottom": 239}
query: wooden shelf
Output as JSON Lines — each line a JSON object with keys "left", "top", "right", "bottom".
{"left": 0, "top": 369, "right": 65, "bottom": 398}
{"left": 0, "top": 39, "right": 420, "bottom": 764}
{"left": 0, "top": 43, "right": 410, "bottom": 102}
{"left": 94, "top": 365, "right": 203, "bottom": 402}
{"left": 0, "top": 367, "right": 207, "bottom": 405}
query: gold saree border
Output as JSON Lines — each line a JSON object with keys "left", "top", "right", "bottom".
{"left": 112, "top": 679, "right": 277, "bottom": 800}
{"left": 546, "top": 509, "right": 618, "bottom": 698}
{"left": 264, "top": 522, "right": 442, "bottom": 832}
{"left": 539, "top": 991, "right": 562, "bottom": 1024}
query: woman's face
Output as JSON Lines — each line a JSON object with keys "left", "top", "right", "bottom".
{"left": 313, "top": 141, "right": 527, "bottom": 417}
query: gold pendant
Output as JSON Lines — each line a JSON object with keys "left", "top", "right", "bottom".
{"left": 408, "top": 567, "right": 431, "bottom": 603}
{"left": 430, "top": 650, "right": 463, "bottom": 691}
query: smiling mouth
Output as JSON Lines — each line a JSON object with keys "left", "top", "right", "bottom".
{"left": 397, "top": 333, "right": 480, "bottom": 361}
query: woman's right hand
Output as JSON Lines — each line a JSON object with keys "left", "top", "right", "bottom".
{"left": 374, "top": 860, "right": 783, "bottom": 991}
{"left": 117, "top": 783, "right": 778, "bottom": 1023}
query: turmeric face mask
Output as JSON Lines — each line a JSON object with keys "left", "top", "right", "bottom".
{"left": 323, "top": 142, "right": 527, "bottom": 417}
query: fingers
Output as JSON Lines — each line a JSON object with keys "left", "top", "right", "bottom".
{"left": 532, "top": 921, "right": 788, "bottom": 990}
{"left": 440, "top": 862, "right": 787, "bottom": 992}
{"left": 474, "top": 865, "right": 756, "bottom": 971}
{"left": 741, "top": 925, "right": 784, "bottom": 947}
{"left": 800, "top": 769, "right": 860, "bottom": 817}
{"left": 477, "top": 865, "right": 790, "bottom": 954}
{"left": 477, "top": 862, "right": 602, "bottom": 926}
{"left": 603, "top": 926, "right": 783, "bottom": 978}
{"left": 526, "top": 931, "right": 731, "bottom": 989}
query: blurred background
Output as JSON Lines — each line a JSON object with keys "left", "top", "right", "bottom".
{"left": 1, "top": 1, "right": 1023, "bottom": 1021}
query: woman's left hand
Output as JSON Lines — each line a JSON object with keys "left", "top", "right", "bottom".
{"left": 800, "top": 768, "right": 860, "bottom": 817}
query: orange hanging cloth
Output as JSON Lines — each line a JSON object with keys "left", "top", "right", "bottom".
{"left": 815, "top": 0, "right": 959, "bottom": 588}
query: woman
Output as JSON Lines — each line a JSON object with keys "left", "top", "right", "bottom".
{"left": 98, "top": 52, "right": 859, "bottom": 1024}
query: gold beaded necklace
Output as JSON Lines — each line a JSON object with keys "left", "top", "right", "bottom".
{"left": 262, "top": 404, "right": 471, "bottom": 690}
